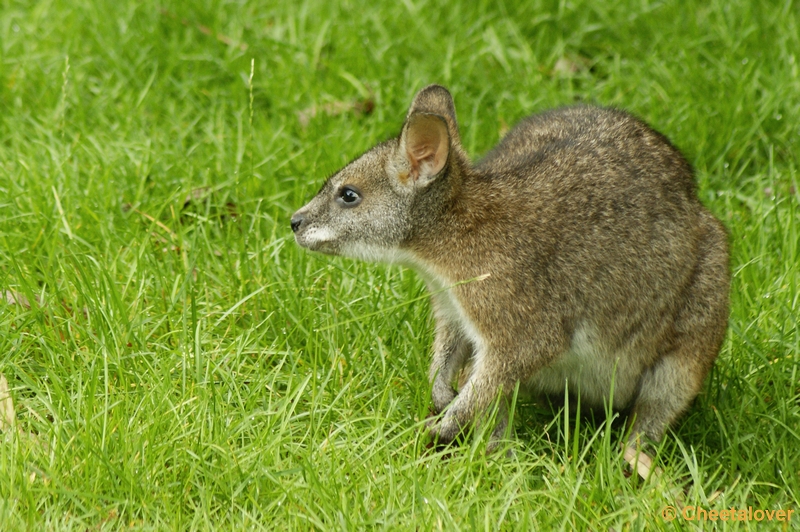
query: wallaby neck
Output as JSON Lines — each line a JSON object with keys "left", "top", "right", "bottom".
{"left": 402, "top": 163, "right": 496, "bottom": 274}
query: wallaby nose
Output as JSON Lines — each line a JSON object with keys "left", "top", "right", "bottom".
{"left": 290, "top": 212, "right": 305, "bottom": 233}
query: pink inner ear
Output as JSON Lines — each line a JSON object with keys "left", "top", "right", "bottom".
{"left": 410, "top": 143, "right": 436, "bottom": 160}
{"left": 406, "top": 114, "right": 449, "bottom": 180}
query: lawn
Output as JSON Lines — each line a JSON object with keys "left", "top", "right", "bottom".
{"left": 1, "top": 0, "right": 798, "bottom": 529}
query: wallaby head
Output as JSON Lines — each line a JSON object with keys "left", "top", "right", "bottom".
{"left": 291, "top": 85, "right": 466, "bottom": 263}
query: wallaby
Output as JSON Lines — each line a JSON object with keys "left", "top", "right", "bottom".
{"left": 291, "top": 85, "right": 729, "bottom": 458}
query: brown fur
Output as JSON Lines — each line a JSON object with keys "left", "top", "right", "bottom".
{"left": 291, "top": 85, "right": 730, "bottom": 447}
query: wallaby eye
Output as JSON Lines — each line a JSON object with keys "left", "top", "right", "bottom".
{"left": 337, "top": 185, "right": 362, "bottom": 207}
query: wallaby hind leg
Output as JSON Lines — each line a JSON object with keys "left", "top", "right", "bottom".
{"left": 624, "top": 343, "right": 710, "bottom": 482}
{"left": 628, "top": 215, "right": 729, "bottom": 443}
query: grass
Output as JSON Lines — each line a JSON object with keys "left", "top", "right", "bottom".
{"left": 0, "top": 0, "right": 798, "bottom": 529}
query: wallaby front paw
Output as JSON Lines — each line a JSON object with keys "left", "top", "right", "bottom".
{"left": 428, "top": 412, "right": 462, "bottom": 444}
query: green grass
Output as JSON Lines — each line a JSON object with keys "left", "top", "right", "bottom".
{"left": 1, "top": 0, "right": 798, "bottom": 529}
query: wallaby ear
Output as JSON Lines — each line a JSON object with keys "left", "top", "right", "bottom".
{"left": 402, "top": 113, "right": 450, "bottom": 185}
{"left": 407, "top": 85, "right": 462, "bottom": 148}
